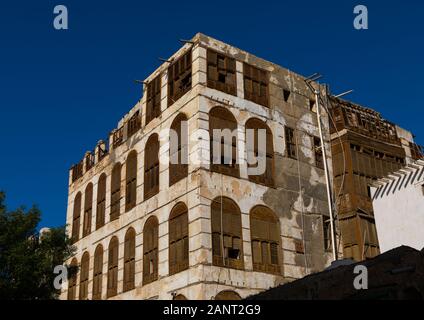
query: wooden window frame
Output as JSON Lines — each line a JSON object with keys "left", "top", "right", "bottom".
{"left": 92, "top": 245, "right": 103, "bottom": 300}
{"left": 107, "top": 237, "right": 119, "bottom": 298}
{"left": 144, "top": 134, "right": 160, "bottom": 201}
{"left": 206, "top": 49, "right": 237, "bottom": 96}
{"left": 168, "top": 50, "right": 192, "bottom": 106}
{"left": 82, "top": 183, "right": 93, "bottom": 238}
{"left": 209, "top": 107, "right": 240, "bottom": 178}
{"left": 125, "top": 151, "right": 137, "bottom": 212}
{"left": 245, "top": 118, "right": 274, "bottom": 187}
{"left": 96, "top": 174, "right": 107, "bottom": 230}
{"left": 211, "top": 197, "right": 244, "bottom": 270}
{"left": 71, "top": 192, "right": 81, "bottom": 243}
{"left": 285, "top": 127, "right": 297, "bottom": 159}
{"left": 168, "top": 203, "right": 189, "bottom": 275}
{"left": 243, "top": 63, "right": 269, "bottom": 107}
{"left": 110, "top": 163, "right": 121, "bottom": 221}
{"left": 67, "top": 258, "right": 78, "bottom": 300}
{"left": 250, "top": 206, "right": 281, "bottom": 275}
{"left": 79, "top": 252, "right": 90, "bottom": 300}
{"left": 127, "top": 111, "right": 141, "bottom": 138}
{"left": 123, "top": 228, "right": 136, "bottom": 292}
{"left": 143, "top": 216, "right": 159, "bottom": 285}
{"left": 169, "top": 114, "right": 189, "bottom": 186}
{"left": 146, "top": 75, "right": 162, "bottom": 126}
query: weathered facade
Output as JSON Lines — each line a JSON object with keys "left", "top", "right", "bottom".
{"left": 329, "top": 98, "right": 421, "bottom": 261}
{"left": 62, "top": 33, "right": 336, "bottom": 300}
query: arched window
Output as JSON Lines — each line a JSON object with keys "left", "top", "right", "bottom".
{"left": 83, "top": 183, "right": 93, "bottom": 238}
{"left": 67, "top": 258, "right": 78, "bottom": 300}
{"left": 125, "top": 151, "right": 138, "bottom": 212}
{"left": 107, "top": 237, "right": 119, "bottom": 298}
{"left": 71, "top": 192, "right": 82, "bottom": 242}
{"left": 209, "top": 107, "right": 239, "bottom": 178}
{"left": 110, "top": 163, "right": 121, "bottom": 221}
{"left": 250, "top": 206, "right": 281, "bottom": 274}
{"left": 79, "top": 252, "right": 90, "bottom": 300}
{"left": 245, "top": 118, "right": 274, "bottom": 187}
{"left": 173, "top": 294, "right": 188, "bottom": 300}
{"left": 123, "top": 228, "right": 136, "bottom": 292}
{"left": 144, "top": 134, "right": 160, "bottom": 200}
{"left": 215, "top": 290, "right": 242, "bottom": 300}
{"left": 169, "top": 114, "right": 189, "bottom": 186}
{"left": 96, "top": 174, "right": 107, "bottom": 230}
{"left": 92, "top": 245, "right": 103, "bottom": 300}
{"left": 211, "top": 197, "right": 243, "bottom": 269}
{"left": 169, "top": 202, "right": 189, "bottom": 275}
{"left": 143, "top": 216, "right": 158, "bottom": 285}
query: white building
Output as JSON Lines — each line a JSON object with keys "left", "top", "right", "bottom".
{"left": 371, "top": 159, "right": 424, "bottom": 253}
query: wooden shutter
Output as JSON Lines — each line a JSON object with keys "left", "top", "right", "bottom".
{"left": 72, "top": 193, "right": 81, "bottom": 243}
{"left": 123, "top": 228, "right": 135, "bottom": 292}
{"left": 107, "top": 237, "right": 119, "bottom": 298}
{"left": 206, "top": 49, "right": 237, "bottom": 96}
{"left": 169, "top": 114, "right": 189, "bottom": 186}
{"left": 110, "top": 163, "right": 121, "bottom": 221}
{"left": 169, "top": 203, "right": 189, "bottom": 275}
{"left": 144, "top": 134, "right": 160, "bottom": 200}
{"left": 67, "top": 258, "right": 78, "bottom": 300}
{"left": 209, "top": 107, "right": 240, "bottom": 178}
{"left": 96, "top": 174, "right": 106, "bottom": 230}
{"left": 79, "top": 252, "right": 89, "bottom": 300}
{"left": 143, "top": 217, "right": 158, "bottom": 285}
{"left": 245, "top": 118, "right": 274, "bottom": 187}
{"left": 250, "top": 206, "right": 280, "bottom": 274}
{"left": 83, "top": 184, "right": 93, "bottom": 238}
{"left": 146, "top": 75, "right": 162, "bottom": 125}
{"left": 243, "top": 63, "right": 269, "bottom": 107}
{"left": 92, "top": 245, "right": 103, "bottom": 300}
{"left": 125, "top": 151, "right": 137, "bottom": 212}
{"left": 168, "top": 50, "right": 192, "bottom": 106}
{"left": 211, "top": 197, "right": 244, "bottom": 270}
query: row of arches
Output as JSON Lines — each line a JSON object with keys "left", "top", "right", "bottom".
{"left": 68, "top": 198, "right": 281, "bottom": 300}
{"left": 72, "top": 108, "right": 275, "bottom": 242}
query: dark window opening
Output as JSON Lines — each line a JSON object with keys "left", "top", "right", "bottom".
{"left": 243, "top": 63, "right": 269, "bottom": 107}
{"left": 313, "top": 136, "right": 324, "bottom": 169}
{"left": 146, "top": 75, "right": 162, "bottom": 126}
{"left": 207, "top": 50, "right": 236, "bottom": 96}
{"left": 283, "top": 89, "right": 291, "bottom": 102}
{"left": 285, "top": 127, "right": 297, "bottom": 159}
{"left": 168, "top": 50, "right": 192, "bottom": 106}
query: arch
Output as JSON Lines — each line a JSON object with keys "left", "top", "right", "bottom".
{"left": 143, "top": 216, "right": 159, "bottom": 285}
{"left": 250, "top": 205, "right": 281, "bottom": 274}
{"left": 67, "top": 258, "right": 78, "bottom": 300}
{"left": 169, "top": 113, "right": 189, "bottom": 186}
{"left": 169, "top": 202, "right": 189, "bottom": 275}
{"left": 110, "top": 163, "right": 122, "bottom": 221}
{"left": 215, "top": 290, "right": 242, "bottom": 301}
{"left": 173, "top": 294, "right": 188, "bottom": 300}
{"left": 123, "top": 227, "right": 136, "bottom": 292}
{"left": 125, "top": 150, "right": 138, "bottom": 211}
{"left": 211, "top": 197, "right": 244, "bottom": 270}
{"left": 209, "top": 107, "right": 239, "bottom": 178}
{"left": 79, "top": 251, "right": 90, "bottom": 300}
{"left": 107, "top": 236, "right": 119, "bottom": 298}
{"left": 83, "top": 183, "right": 93, "bottom": 238}
{"left": 92, "top": 244, "right": 103, "bottom": 300}
{"left": 245, "top": 118, "right": 274, "bottom": 187}
{"left": 71, "top": 192, "right": 82, "bottom": 242}
{"left": 144, "top": 134, "right": 160, "bottom": 200}
{"left": 96, "top": 173, "right": 107, "bottom": 230}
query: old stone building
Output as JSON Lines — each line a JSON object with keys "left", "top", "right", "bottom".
{"left": 329, "top": 97, "right": 422, "bottom": 261}
{"left": 61, "top": 33, "right": 337, "bottom": 300}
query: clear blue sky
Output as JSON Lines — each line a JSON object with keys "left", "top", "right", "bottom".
{"left": 0, "top": 0, "right": 423, "bottom": 228}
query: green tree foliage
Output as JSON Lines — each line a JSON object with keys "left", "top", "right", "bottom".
{"left": 0, "top": 191, "right": 75, "bottom": 300}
